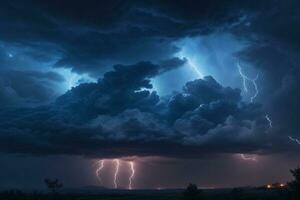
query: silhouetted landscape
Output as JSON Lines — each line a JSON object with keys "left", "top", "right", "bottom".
{"left": 0, "top": 167, "right": 299, "bottom": 200}
{"left": 0, "top": 187, "right": 292, "bottom": 200}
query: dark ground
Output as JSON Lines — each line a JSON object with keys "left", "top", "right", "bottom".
{"left": 0, "top": 188, "right": 291, "bottom": 200}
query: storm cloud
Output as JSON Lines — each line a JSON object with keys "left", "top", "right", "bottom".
{"left": 0, "top": 0, "right": 271, "bottom": 75}
{"left": 0, "top": 0, "right": 300, "bottom": 159}
{"left": 0, "top": 59, "right": 271, "bottom": 158}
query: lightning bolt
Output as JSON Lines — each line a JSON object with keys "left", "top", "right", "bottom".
{"left": 237, "top": 61, "right": 259, "bottom": 102}
{"left": 188, "top": 60, "right": 203, "bottom": 78}
{"left": 288, "top": 136, "right": 300, "bottom": 145}
{"left": 240, "top": 154, "right": 257, "bottom": 161}
{"left": 96, "top": 160, "right": 105, "bottom": 184}
{"left": 128, "top": 161, "right": 135, "bottom": 190}
{"left": 237, "top": 62, "right": 298, "bottom": 154}
{"left": 238, "top": 61, "right": 272, "bottom": 133}
{"left": 250, "top": 74, "right": 259, "bottom": 103}
{"left": 237, "top": 62, "right": 249, "bottom": 93}
{"left": 176, "top": 51, "right": 203, "bottom": 79}
{"left": 265, "top": 114, "right": 273, "bottom": 129}
{"left": 113, "top": 159, "right": 120, "bottom": 189}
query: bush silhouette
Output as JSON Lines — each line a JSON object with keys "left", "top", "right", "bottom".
{"left": 44, "top": 178, "right": 63, "bottom": 193}
{"left": 288, "top": 167, "right": 300, "bottom": 199}
{"left": 183, "top": 184, "right": 204, "bottom": 200}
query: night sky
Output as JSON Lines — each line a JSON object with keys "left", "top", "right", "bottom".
{"left": 0, "top": 0, "right": 300, "bottom": 190}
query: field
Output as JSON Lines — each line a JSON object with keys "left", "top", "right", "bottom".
{"left": 0, "top": 188, "right": 291, "bottom": 200}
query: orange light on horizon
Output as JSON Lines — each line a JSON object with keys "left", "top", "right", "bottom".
{"left": 266, "top": 183, "right": 286, "bottom": 189}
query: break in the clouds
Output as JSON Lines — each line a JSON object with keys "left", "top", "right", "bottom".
{"left": 0, "top": 0, "right": 300, "bottom": 160}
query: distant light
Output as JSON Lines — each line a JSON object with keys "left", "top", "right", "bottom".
{"left": 239, "top": 154, "right": 257, "bottom": 161}
{"left": 267, "top": 184, "right": 272, "bottom": 189}
{"left": 8, "top": 53, "right": 13, "bottom": 58}
{"left": 280, "top": 183, "right": 285, "bottom": 187}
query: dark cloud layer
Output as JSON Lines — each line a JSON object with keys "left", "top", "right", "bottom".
{"left": 0, "top": 0, "right": 273, "bottom": 74}
{"left": 0, "top": 69, "right": 64, "bottom": 107}
{"left": 0, "top": 59, "right": 271, "bottom": 158}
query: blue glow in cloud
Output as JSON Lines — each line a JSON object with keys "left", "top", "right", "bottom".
{"left": 7, "top": 52, "right": 13, "bottom": 58}
{"left": 153, "top": 33, "right": 249, "bottom": 96}
{"left": 175, "top": 37, "right": 205, "bottom": 79}
{"left": 55, "top": 68, "right": 96, "bottom": 91}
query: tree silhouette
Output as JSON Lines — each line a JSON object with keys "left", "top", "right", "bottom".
{"left": 288, "top": 167, "right": 300, "bottom": 199}
{"left": 183, "top": 183, "right": 204, "bottom": 200}
{"left": 44, "top": 178, "right": 63, "bottom": 193}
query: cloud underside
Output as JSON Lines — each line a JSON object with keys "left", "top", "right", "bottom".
{"left": 0, "top": 61, "right": 272, "bottom": 158}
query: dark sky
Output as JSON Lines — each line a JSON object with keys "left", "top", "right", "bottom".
{"left": 0, "top": 0, "right": 300, "bottom": 189}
